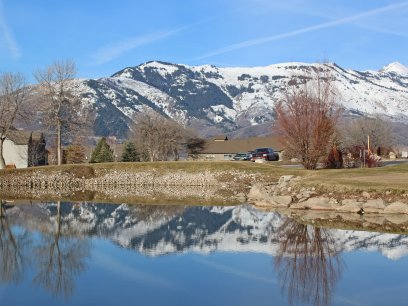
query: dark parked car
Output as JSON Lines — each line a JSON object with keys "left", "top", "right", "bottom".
{"left": 233, "top": 152, "right": 252, "bottom": 161}
{"left": 251, "top": 148, "right": 279, "bottom": 161}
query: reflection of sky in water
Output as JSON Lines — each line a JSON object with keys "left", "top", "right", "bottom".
{"left": 0, "top": 202, "right": 407, "bottom": 306}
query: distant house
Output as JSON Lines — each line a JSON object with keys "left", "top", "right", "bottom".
{"left": 191, "top": 136, "right": 285, "bottom": 161}
{"left": 3, "top": 130, "right": 48, "bottom": 168}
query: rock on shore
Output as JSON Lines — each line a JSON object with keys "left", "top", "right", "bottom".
{"left": 248, "top": 175, "right": 408, "bottom": 215}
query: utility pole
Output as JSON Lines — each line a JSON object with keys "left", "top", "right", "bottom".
{"left": 367, "top": 135, "right": 371, "bottom": 154}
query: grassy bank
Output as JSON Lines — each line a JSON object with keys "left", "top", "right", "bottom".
{"left": 299, "top": 162, "right": 408, "bottom": 195}
{"left": 0, "top": 161, "right": 303, "bottom": 182}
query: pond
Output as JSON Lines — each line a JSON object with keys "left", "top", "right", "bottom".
{"left": 0, "top": 201, "right": 408, "bottom": 306}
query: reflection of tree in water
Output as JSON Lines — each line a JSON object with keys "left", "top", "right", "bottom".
{"left": 274, "top": 218, "right": 343, "bottom": 306}
{"left": 33, "top": 201, "right": 90, "bottom": 298}
{"left": 0, "top": 200, "right": 31, "bottom": 284}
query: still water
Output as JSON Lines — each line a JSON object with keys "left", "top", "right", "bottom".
{"left": 0, "top": 201, "right": 407, "bottom": 306}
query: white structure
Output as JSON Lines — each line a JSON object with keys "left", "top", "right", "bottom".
{"left": 3, "top": 131, "right": 47, "bottom": 168}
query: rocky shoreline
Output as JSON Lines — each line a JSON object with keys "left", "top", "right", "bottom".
{"left": 0, "top": 168, "right": 253, "bottom": 204}
{"left": 248, "top": 175, "right": 408, "bottom": 215}
{"left": 1, "top": 168, "right": 408, "bottom": 215}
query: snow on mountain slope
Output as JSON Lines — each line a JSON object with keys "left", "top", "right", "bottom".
{"left": 70, "top": 61, "right": 408, "bottom": 138}
{"left": 381, "top": 62, "right": 408, "bottom": 75}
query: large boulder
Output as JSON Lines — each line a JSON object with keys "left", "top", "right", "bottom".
{"left": 269, "top": 195, "right": 293, "bottom": 207}
{"left": 341, "top": 199, "right": 360, "bottom": 206}
{"left": 336, "top": 202, "right": 362, "bottom": 213}
{"left": 248, "top": 184, "right": 291, "bottom": 207}
{"left": 383, "top": 202, "right": 408, "bottom": 214}
{"left": 247, "top": 183, "right": 270, "bottom": 202}
{"left": 292, "top": 197, "right": 337, "bottom": 211}
{"left": 385, "top": 214, "right": 408, "bottom": 224}
{"left": 363, "top": 199, "right": 385, "bottom": 213}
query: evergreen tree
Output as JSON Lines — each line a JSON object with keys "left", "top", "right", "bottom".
{"left": 121, "top": 142, "right": 140, "bottom": 162}
{"left": 90, "top": 137, "right": 114, "bottom": 163}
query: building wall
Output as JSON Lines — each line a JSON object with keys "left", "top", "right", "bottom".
{"left": 3, "top": 139, "right": 28, "bottom": 168}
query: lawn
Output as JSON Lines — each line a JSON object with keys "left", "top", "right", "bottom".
{"left": 299, "top": 162, "right": 408, "bottom": 194}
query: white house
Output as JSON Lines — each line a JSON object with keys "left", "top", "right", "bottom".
{"left": 3, "top": 130, "right": 47, "bottom": 168}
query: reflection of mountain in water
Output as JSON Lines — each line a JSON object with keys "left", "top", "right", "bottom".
{"left": 6, "top": 202, "right": 408, "bottom": 259}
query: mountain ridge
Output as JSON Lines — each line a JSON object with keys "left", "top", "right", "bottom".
{"left": 68, "top": 60, "right": 408, "bottom": 138}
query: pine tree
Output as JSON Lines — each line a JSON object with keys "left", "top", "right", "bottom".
{"left": 121, "top": 142, "right": 140, "bottom": 162}
{"left": 90, "top": 137, "right": 114, "bottom": 163}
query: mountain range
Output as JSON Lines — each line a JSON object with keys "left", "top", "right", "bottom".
{"left": 69, "top": 61, "right": 408, "bottom": 139}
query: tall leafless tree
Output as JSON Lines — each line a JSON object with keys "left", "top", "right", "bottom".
{"left": 0, "top": 72, "right": 28, "bottom": 169}
{"left": 34, "top": 60, "right": 84, "bottom": 165}
{"left": 132, "top": 108, "right": 188, "bottom": 161}
{"left": 275, "top": 66, "right": 341, "bottom": 169}
{"left": 341, "top": 116, "right": 394, "bottom": 153}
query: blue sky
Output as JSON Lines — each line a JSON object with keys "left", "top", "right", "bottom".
{"left": 1, "top": 0, "right": 408, "bottom": 82}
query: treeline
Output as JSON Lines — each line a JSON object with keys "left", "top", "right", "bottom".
{"left": 63, "top": 108, "right": 206, "bottom": 164}
{"left": 0, "top": 59, "right": 206, "bottom": 167}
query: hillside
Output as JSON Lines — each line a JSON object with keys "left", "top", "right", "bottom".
{"left": 37, "top": 61, "right": 408, "bottom": 138}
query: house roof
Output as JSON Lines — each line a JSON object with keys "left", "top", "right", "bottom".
{"left": 7, "top": 130, "right": 43, "bottom": 145}
{"left": 200, "top": 136, "right": 285, "bottom": 154}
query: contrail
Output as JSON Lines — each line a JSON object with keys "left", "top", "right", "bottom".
{"left": 91, "top": 22, "right": 199, "bottom": 65}
{"left": 198, "top": 2, "right": 408, "bottom": 59}
{"left": 0, "top": 0, "right": 22, "bottom": 59}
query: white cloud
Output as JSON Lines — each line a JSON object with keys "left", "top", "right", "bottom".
{"left": 0, "top": 0, "right": 22, "bottom": 59}
{"left": 91, "top": 26, "right": 187, "bottom": 65}
{"left": 198, "top": 2, "right": 408, "bottom": 59}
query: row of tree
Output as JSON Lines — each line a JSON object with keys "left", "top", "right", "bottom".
{"left": 87, "top": 108, "right": 203, "bottom": 163}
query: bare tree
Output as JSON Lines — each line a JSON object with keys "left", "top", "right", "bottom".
{"left": 185, "top": 137, "right": 206, "bottom": 159}
{"left": 341, "top": 116, "right": 394, "bottom": 154}
{"left": 132, "top": 108, "right": 188, "bottom": 161}
{"left": 34, "top": 60, "right": 83, "bottom": 165}
{"left": 0, "top": 72, "right": 28, "bottom": 169}
{"left": 275, "top": 66, "right": 340, "bottom": 170}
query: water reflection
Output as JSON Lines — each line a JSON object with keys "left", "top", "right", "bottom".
{"left": 0, "top": 200, "right": 30, "bottom": 284}
{"left": 0, "top": 200, "right": 91, "bottom": 298}
{"left": 274, "top": 218, "right": 343, "bottom": 306}
{"left": 32, "top": 201, "right": 90, "bottom": 298}
{"left": 0, "top": 201, "right": 408, "bottom": 305}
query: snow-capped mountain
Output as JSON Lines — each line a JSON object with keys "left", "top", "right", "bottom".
{"left": 7, "top": 202, "right": 408, "bottom": 260}
{"left": 71, "top": 61, "right": 408, "bottom": 138}
{"left": 380, "top": 62, "right": 408, "bottom": 75}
